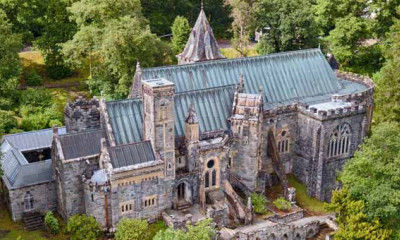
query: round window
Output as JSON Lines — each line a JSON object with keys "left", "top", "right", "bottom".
{"left": 282, "top": 130, "right": 287, "bottom": 137}
{"left": 207, "top": 160, "right": 215, "bottom": 168}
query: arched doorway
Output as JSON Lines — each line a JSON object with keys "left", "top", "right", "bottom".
{"left": 174, "top": 181, "right": 192, "bottom": 210}
{"left": 177, "top": 182, "right": 186, "bottom": 200}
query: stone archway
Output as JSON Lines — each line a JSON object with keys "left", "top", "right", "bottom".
{"left": 174, "top": 181, "right": 192, "bottom": 209}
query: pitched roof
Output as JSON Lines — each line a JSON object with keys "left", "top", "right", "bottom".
{"left": 108, "top": 141, "right": 156, "bottom": 168}
{"left": 143, "top": 49, "right": 342, "bottom": 103}
{"left": 1, "top": 127, "right": 66, "bottom": 189}
{"left": 59, "top": 130, "right": 103, "bottom": 160}
{"left": 106, "top": 85, "right": 235, "bottom": 145}
{"left": 177, "top": 9, "right": 225, "bottom": 63}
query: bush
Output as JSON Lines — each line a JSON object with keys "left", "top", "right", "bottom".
{"left": 273, "top": 197, "right": 291, "bottom": 211}
{"left": 44, "top": 211, "right": 59, "bottom": 235}
{"left": 46, "top": 63, "right": 72, "bottom": 80}
{"left": 115, "top": 218, "right": 149, "bottom": 240}
{"left": 0, "top": 110, "right": 18, "bottom": 135}
{"left": 19, "top": 88, "right": 53, "bottom": 108}
{"left": 251, "top": 193, "right": 268, "bottom": 214}
{"left": 24, "top": 69, "right": 43, "bottom": 86}
{"left": 66, "top": 214, "right": 102, "bottom": 240}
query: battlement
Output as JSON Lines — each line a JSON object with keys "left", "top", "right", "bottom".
{"left": 64, "top": 96, "right": 101, "bottom": 133}
{"left": 335, "top": 71, "right": 375, "bottom": 102}
{"left": 299, "top": 102, "right": 367, "bottom": 121}
{"left": 263, "top": 103, "right": 298, "bottom": 117}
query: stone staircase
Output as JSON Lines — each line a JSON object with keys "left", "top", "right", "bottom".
{"left": 175, "top": 201, "right": 191, "bottom": 211}
{"left": 23, "top": 211, "right": 44, "bottom": 231}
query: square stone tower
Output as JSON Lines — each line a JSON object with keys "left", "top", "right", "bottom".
{"left": 142, "top": 78, "right": 176, "bottom": 180}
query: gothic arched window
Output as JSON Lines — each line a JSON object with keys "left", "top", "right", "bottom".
{"left": 212, "top": 169, "right": 216, "bottom": 186}
{"left": 328, "top": 123, "right": 351, "bottom": 157}
{"left": 277, "top": 129, "right": 290, "bottom": 153}
{"left": 205, "top": 171, "right": 209, "bottom": 188}
{"left": 24, "top": 191, "right": 34, "bottom": 211}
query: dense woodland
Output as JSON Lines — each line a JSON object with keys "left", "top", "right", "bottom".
{"left": 0, "top": 0, "right": 400, "bottom": 239}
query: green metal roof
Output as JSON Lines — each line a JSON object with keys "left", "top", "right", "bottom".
{"left": 106, "top": 86, "right": 234, "bottom": 145}
{"left": 142, "top": 49, "right": 341, "bottom": 104}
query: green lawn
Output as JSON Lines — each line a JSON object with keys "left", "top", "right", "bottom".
{"left": 288, "top": 174, "right": 330, "bottom": 215}
{"left": 0, "top": 202, "right": 69, "bottom": 240}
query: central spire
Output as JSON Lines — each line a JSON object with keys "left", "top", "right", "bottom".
{"left": 177, "top": 4, "right": 226, "bottom": 65}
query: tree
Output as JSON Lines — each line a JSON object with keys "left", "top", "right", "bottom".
{"left": 374, "top": 15, "right": 400, "bottom": 123}
{"left": 326, "top": 188, "right": 392, "bottom": 240}
{"left": 0, "top": 9, "right": 22, "bottom": 110}
{"left": 34, "top": 0, "right": 76, "bottom": 80}
{"left": 224, "top": 0, "right": 255, "bottom": 56}
{"left": 171, "top": 16, "right": 191, "bottom": 54}
{"left": 154, "top": 219, "right": 216, "bottom": 240}
{"left": 255, "top": 0, "right": 319, "bottom": 55}
{"left": 115, "top": 218, "right": 149, "bottom": 240}
{"left": 63, "top": 0, "right": 174, "bottom": 99}
{"left": 337, "top": 122, "right": 400, "bottom": 237}
{"left": 66, "top": 214, "right": 102, "bottom": 240}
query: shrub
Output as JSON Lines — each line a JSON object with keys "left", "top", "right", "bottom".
{"left": 24, "top": 69, "right": 43, "bottom": 86}
{"left": 0, "top": 110, "right": 18, "bottom": 135}
{"left": 19, "top": 88, "right": 53, "bottom": 108}
{"left": 66, "top": 214, "right": 102, "bottom": 240}
{"left": 44, "top": 211, "right": 59, "bottom": 235}
{"left": 273, "top": 197, "right": 291, "bottom": 211}
{"left": 251, "top": 193, "right": 268, "bottom": 214}
{"left": 115, "top": 218, "right": 149, "bottom": 240}
{"left": 46, "top": 63, "right": 72, "bottom": 80}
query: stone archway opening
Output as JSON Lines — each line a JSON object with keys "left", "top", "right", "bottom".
{"left": 174, "top": 181, "right": 192, "bottom": 210}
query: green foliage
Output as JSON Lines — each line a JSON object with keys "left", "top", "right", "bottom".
{"left": 154, "top": 218, "right": 216, "bottom": 240}
{"left": 225, "top": 0, "right": 255, "bottom": 56}
{"left": 66, "top": 214, "right": 102, "bottom": 240}
{"left": 374, "top": 17, "right": 400, "bottom": 123}
{"left": 250, "top": 193, "right": 268, "bottom": 214}
{"left": 326, "top": 188, "right": 392, "bottom": 240}
{"left": 273, "top": 197, "right": 291, "bottom": 211}
{"left": 338, "top": 122, "right": 400, "bottom": 236}
{"left": 44, "top": 211, "right": 59, "bottom": 235}
{"left": 141, "top": 0, "right": 232, "bottom": 39}
{"left": 0, "top": 9, "right": 22, "bottom": 109}
{"left": 23, "top": 69, "right": 42, "bottom": 86}
{"left": 63, "top": 0, "right": 174, "bottom": 99}
{"left": 0, "top": 110, "right": 18, "bottom": 136}
{"left": 115, "top": 218, "right": 149, "bottom": 240}
{"left": 171, "top": 16, "right": 191, "bottom": 54}
{"left": 19, "top": 88, "right": 52, "bottom": 109}
{"left": 255, "top": 0, "right": 319, "bottom": 54}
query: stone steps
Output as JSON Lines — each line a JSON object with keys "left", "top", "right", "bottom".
{"left": 23, "top": 212, "right": 44, "bottom": 231}
{"left": 175, "top": 201, "right": 191, "bottom": 211}
{"left": 313, "top": 223, "right": 333, "bottom": 240}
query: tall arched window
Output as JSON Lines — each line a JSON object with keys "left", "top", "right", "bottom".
{"left": 24, "top": 191, "right": 34, "bottom": 211}
{"left": 277, "top": 129, "right": 290, "bottom": 153}
{"left": 205, "top": 171, "right": 209, "bottom": 188}
{"left": 212, "top": 170, "right": 216, "bottom": 186}
{"left": 205, "top": 159, "right": 218, "bottom": 189}
{"left": 328, "top": 124, "right": 351, "bottom": 157}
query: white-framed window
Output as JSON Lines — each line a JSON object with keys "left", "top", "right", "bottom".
{"left": 143, "top": 196, "right": 157, "bottom": 208}
{"left": 328, "top": 123, "right": 352, "bottom": 157}
{"left": 120, "top": 201, "right": 134, "bottom": 214}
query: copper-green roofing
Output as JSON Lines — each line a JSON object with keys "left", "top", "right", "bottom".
{"left": 142, "top": 49, "right": 341, "bottom": 103}
{"left": 106, "top": 86, "right": 235, "bottom": 145}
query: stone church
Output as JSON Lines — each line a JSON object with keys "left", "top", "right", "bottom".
{"left": 1, "top": 6, "right": 373, "bottom": 236}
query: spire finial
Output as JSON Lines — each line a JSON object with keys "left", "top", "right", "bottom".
{"left": 201, "top": 0, "right": 204, "bottom": 10}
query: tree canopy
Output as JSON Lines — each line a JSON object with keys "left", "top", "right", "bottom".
{"left": 171, "top": 16, "right": 191, "bottom": 54}
{"left": 255, "top": 0, "right": 319, "bottom": 54}
{"left": 154, "top": 219, "right": 216, "bottom": 240}
{"left": 66, "top": 214, "right": 102, "bottom": 240}
{"left": 115, "top": 218, "right": 149, "bottom": 240}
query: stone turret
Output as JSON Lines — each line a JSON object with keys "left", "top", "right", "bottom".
{"left": 185, "top": 102, "right": 199, "bottom": 143}
{"left": 177, "top": 6, "right": 225, "bottom": 64}
{"left": 64, "top": 96, "right": 100, "bottom": 133}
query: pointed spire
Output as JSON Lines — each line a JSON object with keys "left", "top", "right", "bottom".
{"left": 201, "top": 0, "right": 204, "bottom": 10}
{"left": 185, "top": 101, "right": 198, "bottom": 124}
{"left": 128, "top": 60, "right": 143, "bottom": 99}
{"left": 177, "top": 6, "right": 225, "bottom": 64}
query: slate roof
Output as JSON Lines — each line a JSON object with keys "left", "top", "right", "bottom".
{"left": 178, "top": 9, "right": 225, "bottom": 63}
{"left": 143, "top": 49, "right": 341, "bottom": 100}
{"left": 59, "top": 130, "right": 103, "bottom": 160}
{"left": 1, "top": 127, "right": 66, "bottom": 189}
{"left": 106, "top": 86, "right": 235, "bottom": 145}
{"left": 108, "top": 141, "right": 156, "bottom": 168}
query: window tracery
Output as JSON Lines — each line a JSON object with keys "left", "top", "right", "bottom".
{"left": 328, "top": 123, "right": 351, "bottom": 157}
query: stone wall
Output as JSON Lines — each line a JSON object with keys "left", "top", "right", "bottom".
{"left": 7, "top": 181, "right": 57, "bottom": 221}
{"left": 64, "top": 96, "right": 101, "bottom": 133}
{"left": 232, "top": 221, "right": 320, "bottom": 240}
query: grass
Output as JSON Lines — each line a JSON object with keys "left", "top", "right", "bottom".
{"left": 220, "top": 47, "right": 258, "bottom": 59}
{"left": 0, "top": 201, "right": 69, "bottom": 240}
{"left": 147, "top": 220, "right": 167, "bottom": 239}
{"left": 287, "top": 174, "right": 330, "bottom": 215}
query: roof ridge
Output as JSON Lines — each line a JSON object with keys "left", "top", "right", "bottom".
{"left": 2, "top": 126, "right": 66, "bottom": 138}
{"left": 144, "top": 48, "right": 322, "bottom": 72}
{"left": 175, "top": 84, "right": 235, "bottom": 95}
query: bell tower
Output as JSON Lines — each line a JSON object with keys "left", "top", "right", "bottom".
{"left": 142, "top": 78, "right": 176, "bottom": 180}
